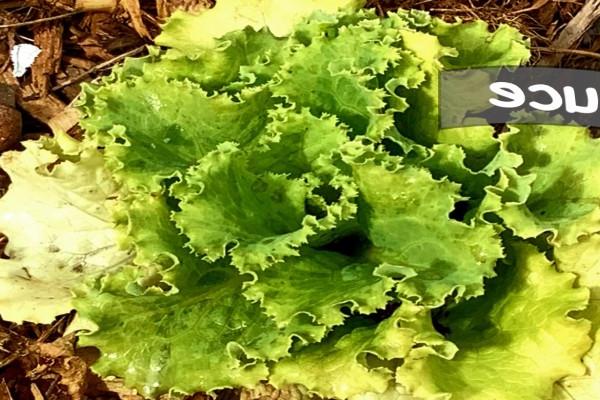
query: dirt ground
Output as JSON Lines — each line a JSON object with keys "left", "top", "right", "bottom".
{"left": 0, "top": 0, "right": 599, "bottom": 399}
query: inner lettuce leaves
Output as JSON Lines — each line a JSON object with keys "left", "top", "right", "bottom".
{"left": 0, "top": 1, "right": 598, "bottom": 400}
{"left": 171, "top": 142, "right": 319, "bottom": 273}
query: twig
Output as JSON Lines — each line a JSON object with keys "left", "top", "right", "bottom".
{"left": 36, "top": 314, "right": 70, "bottom": 343}
{"left": 52, "top": 45, "right": 146, "bottom": 91}
{"left": 0, "top": 11, "right": 81, "bottom": 29}
{"left": 0, "top": 350, "right": 21, "bottom": 369}
{"left": 509, "top": 0, "right": 551, "bottom": 15}
{"left": 0, "top": 380, "right": 14, "bottom": 400}
{"left": 373, "top": 1, "right": 384, "bottom": 17}
{"left": 75, "top": 0, "right": 117, "bottom": 11}
{"left": 16, "top": 34, "right": 34, "bottom": 42}
{"left": 430, "top": 5, "right": 479, "bottom": 19}
{"left": 534, "top": 46, "right": 600, "bottom": 59}
{"left": 539, "top": 0, "right": 600, "bottom": 64}
{"left": 429, "top": 8, "right": 473, "bottom": 12}
{"left": 44, "top": 375, "right": 61, "bottom": 399}
{"left": 142, "top": 9, "right": 161, "bottom": 28}
{"left": 0, "top": 1, "right": 27, "bottom": 10}
{"left": 30, "top": 383, "right": 44, "bottom": 400}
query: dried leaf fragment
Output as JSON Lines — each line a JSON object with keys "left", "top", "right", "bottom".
{"left": 120, "top": 0, "right": 151, "bottom": 39}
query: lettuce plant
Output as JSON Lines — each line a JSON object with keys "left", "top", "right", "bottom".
{"left": 0, "top": 1, "right": 598, "bottom": 399}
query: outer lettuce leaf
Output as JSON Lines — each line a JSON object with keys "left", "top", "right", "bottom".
{"left": 388, "top": 12, "right": 529, "bottom": 170}
{"left": 397, "top": 242, "right": 591, "bottom": 400}
{"left": 0, "top": 136, "right": 129, "bottom": 323}
{"left": 244, "top": 248, "right": 394, "bottom": 328}
{"left": 351, "top": 157, "right": 502, "bottom": 305}
{"left": 554, "top": 234, "right": 600, "bottom": 399}
{"left": 494, "top": 125, "right": 600, "bottom": 244}
{"left": 80, "top": 79, "right": 273, "bottom": 192}
{"left": 554, "top": 335, "right": 600, "bottom": 400}
{"left": 290, "top": 8, "right": 379, "bottom": 46}
{"left": 121, "top": 29, "right": 288, "bottom": 92}
{"left": 270, "top": 303, "right": 455, "bottom": 399}
{"left": 390, "top": 28, "right": 498, "bottom": 165}
{"left": 155, "top": 0, "right": 362, "bottom": 51}
{"left": 76, "top": 261, "right": 325, "bottom": 397}
{"left": 350, "top": 386, "right": 421, "bottom": 400}
{"left": 171, "top": 142, "right": 318, "bottom": 273}
{"left": 427, "top": 16, "right": 531, "bottom": 69}
{"left": 555, "top": 234, "right": 600, "bottom": 334}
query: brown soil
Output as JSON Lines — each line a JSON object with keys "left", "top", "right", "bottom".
{"left": 0, "top": 0, "right": 599, "bottom": 399}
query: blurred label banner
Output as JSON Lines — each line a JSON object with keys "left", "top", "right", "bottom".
{"left": 439, "top": 67, "right": 600, "bottom": 128}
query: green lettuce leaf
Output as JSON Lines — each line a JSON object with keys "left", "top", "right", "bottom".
{"left": 244, "top": 248, "right": 394, "bottom": 328}
{"left": 76, "top": 261, "right": 325, "bottom": 397}
{"left": 120, "top": 28, "right": 288, "bottom": 92}
{"left": 171, "top": 142, "right": 318, "bottom": 273}
{"left": 397, "top": 242, "right": 591, "bottom": 400}
{"left": 427, "top": 15, "right": 531, "bottom": 69}
{"left": 351, "top": 156, "right": 502, "bottom": 305}
{"left": 388, "top": 12, "right": 529, "bottom": 169}
{"left": 496, "top": 125, "right": 600, "bottom": 244}
{"left": 111, "top": 191, "right": 195, "bottom": 293}
{"left": 271, "top": 16, "right": 408, "bottom": 139}
{"left": 417, "top": 141, "right": 523, "bottom": 218}
{"left": 80, "top": 79, "right": 273, "bottom": 192}
{"left": 270, "top": 302, "right": 455, "bottom": 399}
{"left": 553, "top": 234, "right": 600, "bottom": 399}
{"left": 156, "top": 0, "right": 362, "bottom": 51}
{"left": 247, "top": 107, "right": 349, "bottom": 176}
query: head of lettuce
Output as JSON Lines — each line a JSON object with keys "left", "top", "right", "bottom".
{"left": 0, "top": 1, "right": 597, "bottom": 399}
